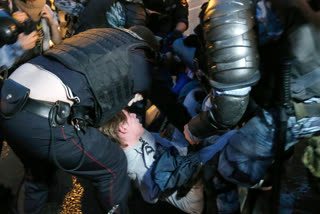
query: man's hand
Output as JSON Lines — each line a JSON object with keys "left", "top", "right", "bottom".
{"left": 290, "top": 0, "right": 320, "bottom": 27}
{"left": 291, "top": 0, "right": 310, "bottom": 8}
{"left": 12, "top": 11, "right": 29, "bottom": 23}
{"left": 175, "top": 22, "right": 187, "bottom": 33}
{"left": 41, "top": 5, "right": 55, "bottom": 25}
{"left": 183, "top": 124, "right": 199, "bottom": 145}
{"left": 128, "top": 93, "right": 144, "bottom": 106}
{"left": 17, "top": 32, "right": 38, "bottom": 50}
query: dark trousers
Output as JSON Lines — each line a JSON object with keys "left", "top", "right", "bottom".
{"left": 0, "top": 110, "right": 130, "bottom": 214}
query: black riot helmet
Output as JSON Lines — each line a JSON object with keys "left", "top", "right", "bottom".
{"left": 0, "top": 10, "right": 20, "bottom": 47}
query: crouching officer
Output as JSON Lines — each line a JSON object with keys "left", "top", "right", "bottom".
{"left": 0, "top": 27, "right": 156, "bottom": 214}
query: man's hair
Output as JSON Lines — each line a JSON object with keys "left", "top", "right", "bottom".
{"left": 99, "top": 111, "right": 128, "bottom": 148}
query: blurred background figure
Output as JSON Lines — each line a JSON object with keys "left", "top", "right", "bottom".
{"left": 0, "top": 3, "right": 38, "bottom": 70}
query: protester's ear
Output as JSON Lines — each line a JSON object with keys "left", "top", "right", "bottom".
{"left": 118, "top": 122, "right": 128, "bottom": 134}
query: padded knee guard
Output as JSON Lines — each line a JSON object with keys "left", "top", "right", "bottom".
{"left": 188, "top": 92, "right": 249, "bottom": 138}
{"left": 188, "top": 0, "right": 260, "bottom": 138}
{"left": 202, "top": 0, "right": 260, "bottom": 90}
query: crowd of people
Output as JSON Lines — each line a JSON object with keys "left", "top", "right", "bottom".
{"left": 0, "top": 0, "right": 320, "bottom": 213}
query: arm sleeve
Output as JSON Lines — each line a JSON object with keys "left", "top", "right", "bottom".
{"left": 165, "top": 184, "right": 204, "bottom": 214}
{"left": 0, "top": 42, "right": 25, "bottom": 69}
{"left": 54, "top": 0, "right": 85, "bottom": 16}
{"left": 140, "top": 169, "right": 160, "bottom": 203}
{"left": 173, "top": 0, "right": 189, "bottom": 28}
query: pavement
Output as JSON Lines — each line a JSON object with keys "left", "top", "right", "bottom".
{"left": 185, "top": 0, "right": 207, "bottom": 35}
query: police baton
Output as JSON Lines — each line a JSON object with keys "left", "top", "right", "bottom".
{"left": 272, "top": 58, "right": 294, "bottom": 213}
{"left": 193, "top": 58, "right": 211, "bottom": 94}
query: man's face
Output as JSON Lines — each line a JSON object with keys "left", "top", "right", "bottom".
{"left": 123, "top": 110, "right": 145, "bottom": 140}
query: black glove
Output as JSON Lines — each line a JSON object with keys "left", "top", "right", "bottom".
{"left": 183, "top": 34, "right": 201, "bottom": 47}
{"left": 170, "top": 29, "right": 183, "bottom": 41}
{"left": 161, "top": 29, "right": 183, "bottom": 53}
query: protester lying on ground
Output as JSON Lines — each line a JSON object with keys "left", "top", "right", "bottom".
{"left": 101, "top": 80, "right": 320, "bottom": 214}
{"left": 98, "top": 106, "right": 286, "bottom": 213}
{"left": 99, "top": 109, "right": 205, "bottom": 214}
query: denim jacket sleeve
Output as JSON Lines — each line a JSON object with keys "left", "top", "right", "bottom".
{"left": 54, "top": 0, "right": 86, "bottom": 16}
{"left": 0, "top": 42, "right": 25, "bottom": 69}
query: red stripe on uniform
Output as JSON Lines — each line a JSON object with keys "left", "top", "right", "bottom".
{"left": 61, "top": 128, "right": 117, "bottom": 211}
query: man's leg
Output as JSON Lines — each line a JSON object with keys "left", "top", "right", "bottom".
{"left": 1, "top": 110, "right": 129, "bottom": 214}
{"left": 22, "top": 166, "right": 54, "bottom": 214}
{"left": 54, "top": 125, "right": 130, "bottom": 213}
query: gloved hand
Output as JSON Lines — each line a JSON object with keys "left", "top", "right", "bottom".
{"left": 183, "top": 34, "right": 201, "bottom": 47}
{"left": 161, "top": 29, "right": 184, "bottom": 53}
{"left": 170, "top": 29, "right": 184, "bottom": 41}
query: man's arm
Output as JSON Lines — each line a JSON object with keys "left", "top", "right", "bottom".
{"left": 0, "top": 43, "right": 24, "bottom": 69}
{"left": 0, "top": 31, "right": 38, "bottom": 69}
{"left": 41, "top": 5, "right": 62, "bottom": 45}
{"left": 175, "top": 22, "right": 187, "bottom": 33}
{"left": 165, "top": 183, "right": 204, "bottom": 214}
{"left": 293, "top": 0, "right": 320, "bottom": 27}
{"left": 173, "top": 0, "right": 189, "bottom": 33}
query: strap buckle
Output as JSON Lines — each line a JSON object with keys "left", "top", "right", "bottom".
{"left": 71, "top": 118, "right": 86, "bottom": 131}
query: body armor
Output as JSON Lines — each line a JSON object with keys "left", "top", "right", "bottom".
{"left": 46, "top": 28, "right": 150, "bottom": 126}
{"left": 188, "top": 0, "right": 260, "bottom": 138}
